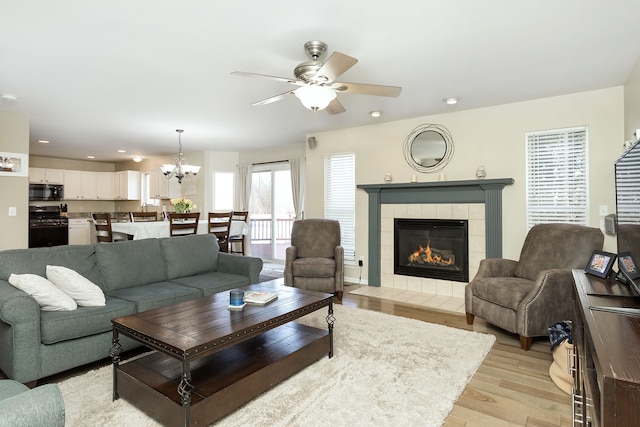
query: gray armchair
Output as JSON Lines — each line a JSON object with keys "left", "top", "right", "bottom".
{"left": 465, "top": 223, "right": 604, "bottom": 350}
{"left": 0, "top": 379, "right": 65, "bottom": 427}
{"left": 284, "top": 219, "right": 344, "bottom": 300}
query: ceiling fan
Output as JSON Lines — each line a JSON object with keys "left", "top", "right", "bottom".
{"left": 232, "top": 41, "right": 402, "bottom": 115}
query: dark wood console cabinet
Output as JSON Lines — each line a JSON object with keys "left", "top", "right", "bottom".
{"left": 572, "top": 269, "right": 640, "bottom": 426}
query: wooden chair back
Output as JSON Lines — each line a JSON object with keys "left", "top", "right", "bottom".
{"left": 92, "top": 212, "right": 115, "bottom": 243}
{"left": 129, "top": 211, "right": 158, "bottom": 222}
{"left": 169, "top": 212, "right": 201, "bottom": 236}
{"left": 208, "top": 211, "right": 232, "bottom": 252}
{"left": 229, "top": 211, "right": 249, "bottom": 254}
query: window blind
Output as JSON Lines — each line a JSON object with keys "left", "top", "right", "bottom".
{"left": 324, "top": 152, "right": 356, "bottom": 261}
{"left": 525, "top": 126, "right": 588, "bottom": 228}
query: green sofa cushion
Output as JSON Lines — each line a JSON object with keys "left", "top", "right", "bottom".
{"left": 96, "top": 239, "right": 167, "bottom": 292}
{"left": 0, "top": 379, "right": 28, "bottom": 400}
{"left": 106, "top": 281, "right": 202, "bottom": 312}
{"left": 39, "top": 296, "right": 137, "bottom": 344}
{"left": 160, "top": 234, "right": 219, "bottom": 280}
{"left": 172, "top": 271, "right": 250, "bottom": 296}
{"left": 0, "top": 381, "right": 64, "bottom": 427}
{"left": 0, "top": 245, "right": 102, "bottom": 287}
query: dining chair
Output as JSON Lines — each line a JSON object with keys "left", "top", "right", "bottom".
{"left": 208, "top": 211, "right": 232, "bottom": 252}
{"left": 91, "top": 212, "right": 130, "bottom": 243}
{"left": 129, "top": 211, "right": 158, "bottom": 222}
{"left": 168, "top": 212, "right": 201, "bottom": 237}
{"left": 229, "top": 211, "right": 249, "bottom": 255}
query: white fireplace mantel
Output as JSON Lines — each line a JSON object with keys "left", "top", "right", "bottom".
{"left": 357, "top": 178, "right": 514, "bottom": 287}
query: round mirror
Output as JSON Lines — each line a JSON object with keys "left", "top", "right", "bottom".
{"left": 403, "top": 124, "right": 454, "bottom": 173}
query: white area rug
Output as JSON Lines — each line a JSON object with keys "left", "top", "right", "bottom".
{"left": 58, "top": 305, "right": 495, "bottom": 426}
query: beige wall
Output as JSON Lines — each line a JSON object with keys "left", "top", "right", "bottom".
{"left": 30, "top": 156, "right": 116, "bottom": 172}
{"left": 238, "top": 143, "right": 306, "bottom": 165}
{"left": 305, "top": 87, "right": 625, "bottom": 282}
{"left": 624, "top": 55, "right": 640, "bottom": 141}
{"left": 0, "top": 110, "right": 29, "bottom": 249}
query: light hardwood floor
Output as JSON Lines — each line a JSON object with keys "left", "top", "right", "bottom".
{"left": 2, "top": 282, "right": 573, "bottom": 426}
{"left": 341, "top": 284, "right": 573, "bottom": 427}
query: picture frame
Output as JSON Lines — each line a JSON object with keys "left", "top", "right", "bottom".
{"left": 585, "top": 250, "right": 617, "bottom": 279}
{"left": 0, "top": 152, "right": 28, "bottom": 177}
{"left": 618, "top": 251, "right": 640, "bottom": 280}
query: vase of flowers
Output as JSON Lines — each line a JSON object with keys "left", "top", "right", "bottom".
{"left": 170, "top": 197, "right": 196, "bottom": 213}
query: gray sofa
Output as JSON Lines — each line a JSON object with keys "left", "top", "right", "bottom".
{"left": 0, "top": 233, "right": 263, "bottom": 384}
{"left": 0, "top": 380, "right": 64, "bottom": 427}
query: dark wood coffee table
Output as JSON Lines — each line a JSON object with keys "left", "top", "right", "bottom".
{"left": 110, "top": 280, "right": 334, "bottom": 427}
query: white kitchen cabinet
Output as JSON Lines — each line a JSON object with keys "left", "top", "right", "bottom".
{"left": 63, "top": 170, "right": 98, "bottom": 199}
{"left": 29, "top": 167, "right": 64, "bottom": 184}
{"left": 68, "top": 218, "right": 94, "bottom": 245}
{"left": 95, "top": 172, "right": 113, "bottom": 200}
{"left": 148, "top": 168, "right": 179, "bottom": 199}
{"left": 113, "top": 170, "right": 140, "bottom": 200}
{"left": 80, "top": 172, "right": 98, "bottom": 199}
{"left": 63, "top": 170, "right": 82, "bottom": 199}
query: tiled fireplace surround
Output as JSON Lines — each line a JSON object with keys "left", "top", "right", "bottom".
{"left": 358, "top": 179, "right": 514, "bottom": 299}
{"left": 380, "top": 203, "right": 485, "bottom": 298}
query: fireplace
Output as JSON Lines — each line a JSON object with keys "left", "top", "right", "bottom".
{"left": 394, "top": 218, "right": 469, "bottom": 282}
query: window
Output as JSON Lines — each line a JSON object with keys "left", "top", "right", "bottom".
{"left": 213, "top": 172, "right": 234, "bottom": 210}
{"left": 324, "top": 152, "right": 356, "bottom": 262}
{"left": 141, "top": 172, "right": 159, "bottom": 207}
{"left": 525, "top": 126, "right": 588, "bottom": 228}
{"left": 249, "top": 164, "right": 295, "bottom": 261}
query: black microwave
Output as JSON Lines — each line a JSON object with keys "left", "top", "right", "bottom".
{"left": 29, "top": 183, "right": 64, "bottom": 201}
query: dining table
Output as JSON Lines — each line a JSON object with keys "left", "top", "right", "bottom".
{"left": 111, "top": 219, "right": 248, "bottom": 241}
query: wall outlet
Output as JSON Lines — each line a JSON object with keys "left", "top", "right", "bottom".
{"left": 599, "top": 205, "right": 608, "bottom": 216}
{"left": 358, "top": 256, "right": 364, "bottom": 267}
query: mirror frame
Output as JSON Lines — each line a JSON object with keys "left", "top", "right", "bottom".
{"left": 403, "top": 124, "right": 454, "bottom": 173}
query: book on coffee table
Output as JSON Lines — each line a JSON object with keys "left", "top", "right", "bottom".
{"left": 244, "top": 290, "right": 278, "bottom": 306}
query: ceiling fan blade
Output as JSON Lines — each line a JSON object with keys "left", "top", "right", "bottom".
{"left": 231, "top": 71, "right": 304, "bottom": 86}
{"left": 252, "top": 90, "right": 295, "bottom": 106}
{"left": 325, "top": 98, "right": 346, "bottom": 115}
{"left": 331, "top": 81, "right": 402, "bottom": 97}
{"left": 314, "top": 52, "right": 358, "bottom": 83}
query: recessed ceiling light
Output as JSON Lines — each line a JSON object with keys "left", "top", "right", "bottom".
{"left": 369, "top": 111, "right": 382, "bottom": 118}
{"left": 132, "top": 157, "right": 142, "bottom": 163}
{"left": 117, "top": 149, "right": 126, "bottom": 153}
{"left": 38, "top": 140, "right": 50, "bottom": 144}
{"left": 87, "top": 155, "right": 95, "bottom": 159}
{"left": 1, "top": 94, "right": 17, "bottom": 101}
{"left": 444, "top": 97, "right": 459, "bottom": 105}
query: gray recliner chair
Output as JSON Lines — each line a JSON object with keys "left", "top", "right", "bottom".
{"left": 0, "top": 379, "right": 65, "bottom": 427}
{"left": 465, "top": 223, "right": 604, "bottom": 350}
{"left": 284, "top": 219, "right": 344, "bottom": 300}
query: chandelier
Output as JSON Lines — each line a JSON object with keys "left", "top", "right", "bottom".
{"left": 161, "top": 129, "right": 201, "bottom": 184}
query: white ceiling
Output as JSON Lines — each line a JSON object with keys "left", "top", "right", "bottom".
{"left": 2, "top": 1, "right": 640, "bottom": 162}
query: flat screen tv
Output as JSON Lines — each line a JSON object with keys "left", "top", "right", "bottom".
{"left": 615, "top": 140, "right": 640, "bottom": 295}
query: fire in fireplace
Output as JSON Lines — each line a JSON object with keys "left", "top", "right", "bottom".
{"left": 394, "top": 218, "right": 469, "bottom": 282}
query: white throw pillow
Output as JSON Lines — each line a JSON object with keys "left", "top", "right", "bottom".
{"left": 46, "top": 265, "right": 106, "bottom": 307}
{"left": 8, "top": 273, "right": 77, "bottom": 311}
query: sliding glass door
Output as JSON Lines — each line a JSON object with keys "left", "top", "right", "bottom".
{"left": 249, "top": 163, "right": 295, "bottom": 261}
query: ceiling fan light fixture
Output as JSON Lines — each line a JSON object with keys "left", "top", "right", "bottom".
{"left": 294, "top": 85, "right": 336, "bottom": 111}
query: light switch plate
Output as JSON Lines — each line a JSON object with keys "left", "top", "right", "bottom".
{"left": 8, "top": 207, "right": 16, "bottom": 216}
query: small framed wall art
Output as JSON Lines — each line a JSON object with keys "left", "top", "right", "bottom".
{"left": 585, "top": 250, "right": 617, "bottom": 279}
{"left": 0, "top": 152, "right": 28, "bottom": 177}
